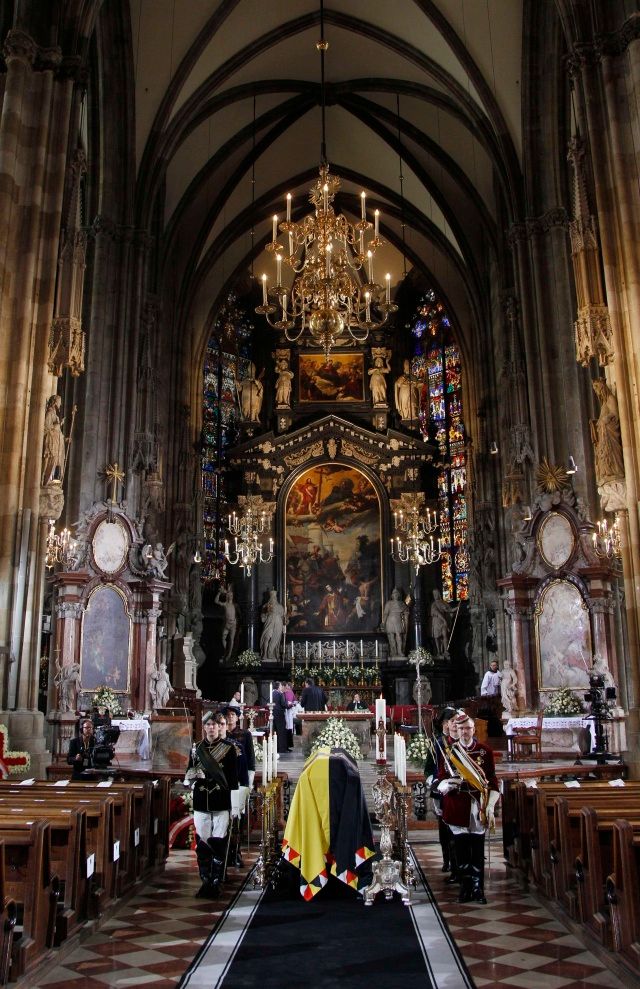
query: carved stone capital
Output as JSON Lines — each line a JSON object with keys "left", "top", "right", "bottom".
{"left": 40, "top": 482, "right": 65, "bottom": 522}
{"left": 55, "top": 601, "right": 84, "bottom": 620}
{"left": 3, "top": 29, "right": 38, "bottom": 66}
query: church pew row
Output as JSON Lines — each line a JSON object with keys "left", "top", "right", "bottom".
{"left": 0, "top": 844, "right": 17, "bottom": 986}
{"left": 502, "top": 776, "right": 640, "bottom": 976}
{"left": 0, "top": 821, "right": 59, "bottom": 982}
{"left": 607, "top": 820, "right": 640, "bottom": 970}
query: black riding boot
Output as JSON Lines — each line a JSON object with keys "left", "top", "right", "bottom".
{"left": 453, "top": 833, "right": 473, "bottom": 903}
{"left": 469, "top": 834, "right": 487, "bottom": 903}
{"left": 438, "top": 818, "right": 451, "bottom": 872}
{"left": 195, "top": 838, "right": 220, "bottom": 899}
{"left": 208, "top": 835, "right": 228, "bottom": 883}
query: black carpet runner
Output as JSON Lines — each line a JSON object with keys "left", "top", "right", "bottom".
{"left": 219, "top": 864, "right": 435, "bottom": 988}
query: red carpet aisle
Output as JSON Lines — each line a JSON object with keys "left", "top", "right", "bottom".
{"left": 25, "top": 850, "right": 257, "bottom": 989}
{"left": 413, "top": 840, "right": 634, "bottom": 989}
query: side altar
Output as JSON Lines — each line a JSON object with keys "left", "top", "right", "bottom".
{"left": 299, "top": 712, "right": 373, "bottom": 756}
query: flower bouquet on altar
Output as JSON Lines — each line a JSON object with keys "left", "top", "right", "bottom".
{"left": 291, "top": 665, "right": 307, "bottom": 686}
{"left": 93, "top": 685, "right": 122, "bottom": 715}
{"left": 360, "top": 666, "right": 381, "bottom": 687}
{"left": 408, "top": 646, "right": 434, "bottom": 666}
{"left": 235, "top": 649, "right": 260, "bottom": 670}
{"left": 307, "top": 717, "right": 361, "bottom": 762}
{"left": 545, "top": 687, "right": 584, "bottom": 717}
{"left": 406, "top": 733, "right": 433, "bottom": 768}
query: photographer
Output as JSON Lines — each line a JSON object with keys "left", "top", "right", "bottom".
{"left": 67, "top": 719, "right": 96, "bottom": 779}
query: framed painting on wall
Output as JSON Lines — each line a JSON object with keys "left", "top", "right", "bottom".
{"left": 298, "top": 353, "right": 365, "bottom": 403}
{"left": 285, "top": 463, "right": 382, "bottom": 634}
{"left": 535, "top": 578, "right": 592, "bottom": 692}
{"left": 81, "top": 584, "right": 131, "bottom": 692}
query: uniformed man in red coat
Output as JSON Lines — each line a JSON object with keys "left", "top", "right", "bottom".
{"left": 435, "top": 711, "right": 500, "bottom": 903}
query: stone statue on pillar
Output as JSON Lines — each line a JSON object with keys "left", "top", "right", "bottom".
{"left": 42, "top": 395, "right": 69, "bottom": 485}
{"left": 54, "top": 660, "right": 81, "bottom": 713}
{"left": 236, "top": 362, "right": 264, "bottom": 423}
{"left": 149, "top": 662, "right": 172, "bottom": 710}
{"left": 500, "top": 659, "right": 519, "bottom": 715}
{"left": 382, "top": 588, "right": 409, "bottom": 658}
{"left": 430, "top": 589, "right": 452, "bottom": 657}
{"left": 214, "top": 583, "right": 238, "bottom": 660}
{"left": 260, "top": 589, "right": 285, "bottom": 660}
{"left": 591, "top": 378, "right": 626, "bottom": 511}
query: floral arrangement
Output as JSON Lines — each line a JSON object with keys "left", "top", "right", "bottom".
{"left": 545, "top": 687, "right": 583, "bottom": 717}
{"left": 0, "top": 724, "right": 30, "bottom": 777}
{"left": 290, "top": 664, "right": 381, "bottom": 689}
{"left": 254, "top": 744, "right": 263, "bottom": 762}
{"left": 406, "top": 733, "right": 434, "bottom": 767}
{"left": 92, "top": 685, "right": 122, "bottom": 715}
{"left": 235, "top": 649, "right": 261, "bottom": 669}
{"left": 408, "top": 647, "right": 434, "bottom": 666}
{"left": 308, "top": 717, "right": 362, "bottom": 762}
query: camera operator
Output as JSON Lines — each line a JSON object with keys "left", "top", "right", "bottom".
{"left": 68, "top": 719, "right": 96, "bottom": 778}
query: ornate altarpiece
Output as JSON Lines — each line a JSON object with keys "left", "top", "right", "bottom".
{"left": 498, "top": 488, "right": 622, "bottom": 725}
{"left": 51, "top": 503, "right": 170, "bottom": 747}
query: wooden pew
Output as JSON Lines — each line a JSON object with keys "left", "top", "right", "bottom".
{"left": 0, "top": 795, "right": 117, "bottom": 917}
{"left": 0, "top": 821, "right": 58, "bottom": 981}
{"left": 0, "top": 843, "right": 17, "bottom": 986}
{"left": 607, "top": 819, "right": 640, "bottom": 971}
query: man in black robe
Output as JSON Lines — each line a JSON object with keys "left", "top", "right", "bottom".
{"left": 300, "top": 677, "right": 327, "bottom": 712}
{"left": 272, "top": 681, "right": 289, "bottom": 753}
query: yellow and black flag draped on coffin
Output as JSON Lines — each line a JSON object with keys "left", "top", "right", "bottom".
{"left": 282, "top": 746, "right": 375, "bottom": 900}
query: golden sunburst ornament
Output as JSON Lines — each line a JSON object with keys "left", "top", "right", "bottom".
{"left": 535, "top": 457, "right": 569, "bottom": 493}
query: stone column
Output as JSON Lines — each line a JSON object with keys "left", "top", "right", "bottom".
{"left": 497, "top": 575, "right": 538, "bottom": 712}
{"left": 130, "top": 581, "right": 170, "bottom": 713}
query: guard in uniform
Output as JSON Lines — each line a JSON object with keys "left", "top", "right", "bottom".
{"left": 425, "top": 706, "right": 457, "bottom": 873}
{"left": 185, "top": 713, "right": 239, "bottom": 897}
{"left": 436, "top": 712, "right": 500, "bottom": 903}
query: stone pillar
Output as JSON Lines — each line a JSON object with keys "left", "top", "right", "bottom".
{"left": 130, "top": 581, "right": 169, "bottom": 713}
{"left": 498, "top": 576, "right": 538, "bottom": 712}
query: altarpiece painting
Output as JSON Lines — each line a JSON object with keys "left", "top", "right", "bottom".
{"left": 298, "top": 353, "right": 364, "bottom": 403}
{"left": 81, "top": 584, "right": 131, "bottom": 691}
{"left": 535, "top": 578, "right": 592, "bottom": 692}
{"left": 285, "top": 464, "right": 382, "bottom": 634}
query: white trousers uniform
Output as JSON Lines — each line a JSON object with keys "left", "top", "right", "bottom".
{"left": 194, "top": 809, "right": 230, "bottom": 840}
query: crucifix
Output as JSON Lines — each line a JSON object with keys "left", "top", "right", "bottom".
{"left": 104, "top": 462, "right": 125, "bottom": 504}
{"left": 408, "top": 651, "right": 427, "bottom": 734}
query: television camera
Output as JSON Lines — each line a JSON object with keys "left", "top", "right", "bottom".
{"left": 92, "top": 725, "right": 120, "bottom": 769}
{"left": 583, "top": 671, "right": 617, "bottom": 764}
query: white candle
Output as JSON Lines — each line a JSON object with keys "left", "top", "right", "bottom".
{"left": 375, "top": 640, "right": 379, "bottom": 658}
{"left": 286, "top": 193, "right": 292, "bottom": 222}
{"left": 323, "top": 183, "right": 329, "bottom": 212}
{"left": 360, "top": 639, "right": 364, "bottom": 657}
{"left": 272, "top": 214, "right": 278, "bottom": 242}
{"left": 365, "top": 291, "right": 371, "bottom": 323}
{"left": 272, "top": 735, "right": 278, "bottom": 779}
{"left": 276, "top": 253, "right": 282, "bottom": 284}
{"left": 263, "top": 737, "right": 268, "bottom": 782}
{"left": 367, "top": 250, "right": 373, "bottom": 282}
{"left": 291, "top": 641, "right": 294, "bottom": 659}
{"left": 385, "top": 273, "right": 391, "bottom": 303}
{"left": 374, "top": 209, "right": 380, "bottom": 238}
{"left": 282, "top": 293, "right": 287, "bottom": 318}
{"left": 333, "top": 641, "right": 336, "bottom": 659}
{"left": 305, "top": 641, "right": 309, "bottom": 659}
{"left": 240, "top": 682, "right": 245, "bottom": 705}
{"left": 289, "top": 231, "right": 294, "bottom": 256}
{"left": 262, "top": 273, "right": 268, "bottom": 304}
{"left": 346, "top": 640, "right": 349, "bottom": 658}
{"left": 360, "top": 190, "right": 366, "bottom": 220}
{"left": 269, "top": 681, "right": 273, "bottom": 703}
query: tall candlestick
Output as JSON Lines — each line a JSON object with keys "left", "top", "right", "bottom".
{"left": 269, "top": 681, "right": 273, "bottom": 704}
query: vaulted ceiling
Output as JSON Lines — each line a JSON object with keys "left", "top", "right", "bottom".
{"left": 129, "top": 0, "right": 525, "bottom": 357}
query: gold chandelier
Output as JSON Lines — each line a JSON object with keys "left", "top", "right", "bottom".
{"left": 255, "top": 3, "right": 397, "bottom": 357}
{"left": 391, "top": 494, "right": 442, "bottom": 574}
{"left": 223, "top": 496, "right": 274, "bottom": 577}
{"left": 256, "top": 165, "right": 397, "bottom": 357}
{"left": 45, "top": 521, "right": 75, "bottom": 570}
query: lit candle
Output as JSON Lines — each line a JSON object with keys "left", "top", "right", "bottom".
{"left": 385, "top": 273, "right": 391, "bottom": 303}
{"left": 365, "top": 291, "right": 371, "bottom": 323}
{"left": 323, "top": 183, "right": 329, "bottom": 213}
{"left": 290, "top": 641, "right": 294, "bottom": 659}
{"left": 375, "top": 640, "right": 379, "bottom": 658}
{"left": 360, "top": 639, "right": 364, "bottom": 657}
{"left": 367, "top": 250, "right": 373, "bottom": 282}
{"left": 286, "top": 193, "right": 292, "bottom": 222}
{"left": 240, "top": 682, "right": 245, "bottom": 705}
{"left": 269, "top": 681, "right": 273, "bottom": 703}
{"left": 305, "top": 640, "right": 309, "bottom": 659}
{"left": 360, "top": 190, "right": 366, "bottom": 220}
{"left": 276, "top": 253, "right": 282, "bottom": 285}
{"left": 346, "top": 640, "right": 349, "bottom": 658}
{"left": 262, "top": 273, "right": 268, "bottom": 304}
{"left": 272, "top": 214, "right": 278, "bottom": 242}
{"left": 374, "top": 209, "right": 380, "bottom": 238}
{"left": 390, "top": 537, "right": 394, "bottom": 553}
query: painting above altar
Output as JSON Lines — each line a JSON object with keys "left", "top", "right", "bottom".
{"left": 285, "top": 463, "right": 382, "bottom": 634}
{"left": 298, "top": 353, "right": 364, "bottom": 403}
{"left": 535, "top": 578, "right": 592, "bottom": 691}
{"left": 81, "top": 584, "right": 131, "bottom": 692}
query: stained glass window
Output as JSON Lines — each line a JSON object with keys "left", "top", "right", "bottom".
{"left": 201, "top": 296, "right": 253, "bottom": 581}
{"left": 412, "top": 291, "right": 468, "bottom": 602}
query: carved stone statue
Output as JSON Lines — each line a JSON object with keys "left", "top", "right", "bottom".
{"left": 394, "top": 359, "right": 421, "bottom": 420}
{"left": 591, "top": 652, "right": 615, "bottom": 690}
{"left": 42, "top": 395, "right": 67, "bottom": 485}
{"left": 214, "top": 583, "right": 238, "bottom": 660}
{"left": 368, "top": 353, "right": 391, "bottom": 406}
{"left": 382, "top": 588, "right": 409, "bottom": 658}
{"left": 237, "top": 361, "right": 264, "bottom": 422}
{"left": 412, "top": 674, "right": 433, "bottom": 706}
{"left": 500, "top": 659, "right": 519, "bottom": 715}
{"left": 142, "top": 542, "right": 170, "bottom": 579}
{"left": 430, "top": 589, "right": 451, "bottom": 656}
{"left": 591, "top": 379, "right": 625, "bottom": 485}
{"left": 149, "top": 662, "right": 172, "bottom": 709}
{"left": 260, "top": 589, "right": 285, "bottom": 661}
{"left": 275, "top": 358, "right": 294, "bottom": 408}
{"left": 54, "top": 660, "right": 81, "bottom": 713}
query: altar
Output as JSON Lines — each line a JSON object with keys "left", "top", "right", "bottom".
{"left": 112, "top": 718, "right": 151, "bottom": 760}
{"left": 299, "top": 712, "right": 373, "bottom": 756}
{"left": 504, "top": 713, "right": 626, "bottom": 758}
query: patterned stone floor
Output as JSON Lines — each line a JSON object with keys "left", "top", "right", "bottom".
{"left": 20, "top": 838, "right": 639, "bottom": 989}
{"left": 413, "top": 839, "right": 637, "bottom": 989}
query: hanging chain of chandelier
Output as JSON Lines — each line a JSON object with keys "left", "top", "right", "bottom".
{"left": 222, "top": 503, "right": 274, "bottom": 576}
{"left": 256, "top": 165, "right": 398, "bottom": 357}
{"left": 391, "top": 496, "right": 442, "bottom": 574}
